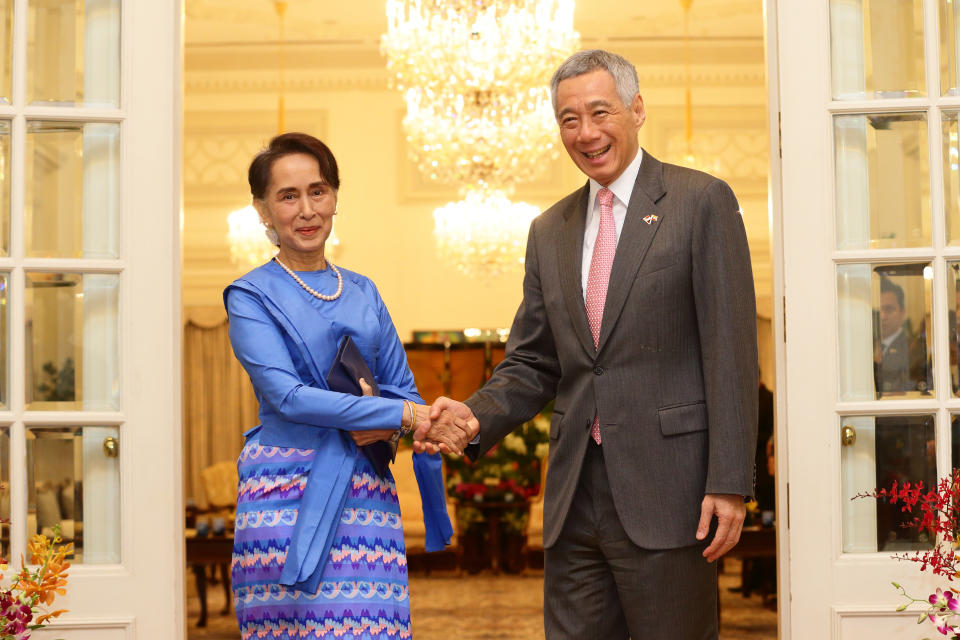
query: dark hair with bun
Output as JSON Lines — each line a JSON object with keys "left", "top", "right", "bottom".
{"left": 248, "top": 132, "right": 340, "bottom": 199}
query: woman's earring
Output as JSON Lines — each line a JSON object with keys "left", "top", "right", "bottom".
{"left": 263, "top": 225, "right": 279, "bottom": 246}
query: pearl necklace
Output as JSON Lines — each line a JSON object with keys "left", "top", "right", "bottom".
{"left": 273, "top": 256, "right": 343, "bottom": 301}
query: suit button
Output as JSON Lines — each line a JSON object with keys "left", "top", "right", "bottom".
{"left": 594, "top": 366, "right": 604, "bottom": 375}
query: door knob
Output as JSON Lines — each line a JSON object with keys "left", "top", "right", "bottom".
{"left": 841, "top": 425, "right": 856, "bottom": 447}
{"left": 103, "top": 436, "right": 119, "bottom": 458}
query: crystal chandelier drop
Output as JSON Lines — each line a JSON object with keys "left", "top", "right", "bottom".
{"left": 227, "top": 205, "right": 275, "bottom": 267}
{"left": 382, "top": 0, "right": 579, "bottom": 277}
{"left": 227, "top": 205, "right": 340, "bottom": 268}
{"left": 433, "top": 187, "right": 540, "bottom": 277}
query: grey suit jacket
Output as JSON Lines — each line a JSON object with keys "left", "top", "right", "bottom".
{"left": 465, "top": 150, "right": 758, "bottom": 551}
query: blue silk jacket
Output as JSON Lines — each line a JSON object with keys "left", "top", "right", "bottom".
{"left": 224, "top": 260, "right": 452, "bottom": 592}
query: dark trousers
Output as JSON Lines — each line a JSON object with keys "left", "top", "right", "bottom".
{"left": 544, "top": 441, "right": 718, "bottom": 640}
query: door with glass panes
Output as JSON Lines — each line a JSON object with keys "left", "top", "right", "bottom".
{"left": 0, "top": 0, "right": 183, "bottom": 638}
{"left": 776, "top": 0, "right": 960, "bottom": 636}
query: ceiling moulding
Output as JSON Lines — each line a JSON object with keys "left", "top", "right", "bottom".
{"left": 184, "top": 35, "right": 763, "bottom": 71}
{"left": 186, "top": 72, "right": 391, "bottom": 93}
{"left": 185, "top": 67, "right": 762, "bottom": 94}
{"left": 185, "top": 42, "right": 384, "bottom": 71}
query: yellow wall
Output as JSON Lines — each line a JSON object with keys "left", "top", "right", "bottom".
{"left": 183, "top": 37, "right": 773, "bottom": 381}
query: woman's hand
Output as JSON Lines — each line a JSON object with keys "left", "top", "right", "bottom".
{"left": 349, "top": 378, "right": 394, "bottom": 446}
{"left": 359, "top": 378, "right": 374, "bottom": 397}
{"left": 351, "top": 428, "right": 395, "bottom": 446}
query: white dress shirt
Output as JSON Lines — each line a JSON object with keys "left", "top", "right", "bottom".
{"left": 581, "top": 148, "right": 644, "bottom": 301}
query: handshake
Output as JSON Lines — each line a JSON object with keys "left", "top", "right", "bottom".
{"left": 411, "top": 397, "right": 479, "bottom": 457}
{"left": 349, "top": 383, "right": 479, "bottom": 456}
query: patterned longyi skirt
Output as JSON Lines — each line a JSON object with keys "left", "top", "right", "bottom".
{"left": 231, "top": 436, "right": 411, "bottom": 639}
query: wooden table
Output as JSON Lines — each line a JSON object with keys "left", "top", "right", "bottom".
{"left": 730, "top": 525, "right": 777, "bottom": 559}
{"left": 719, "top": 525, "right": 777, "bottom": 627}
{"left": 462, "top": 500, "right": 528, "bottom": 574}
{"left": 186, "top": 534, "right": 233, "bottom": 627}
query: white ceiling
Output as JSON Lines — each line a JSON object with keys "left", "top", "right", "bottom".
{"left": 185, "top": 0, "right": 765, "bottom": 45}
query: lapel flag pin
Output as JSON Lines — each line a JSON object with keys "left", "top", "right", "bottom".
{"left": 643, "top": 214, "right": 659, "bottom": 225}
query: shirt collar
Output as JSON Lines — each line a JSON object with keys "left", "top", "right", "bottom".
{"left": 882, "top": 327, "right": 903, "bottom": 350}
{"left": 588, "top": 147, "right": 644, "bottom": 210}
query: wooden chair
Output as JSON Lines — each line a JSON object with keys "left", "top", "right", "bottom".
{"left": 191, "top": 460, "right": 238, "bottom": 627}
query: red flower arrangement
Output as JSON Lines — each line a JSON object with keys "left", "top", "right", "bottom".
{"left": 444, "top": 413, "right": 549, "bottom": 534}
{"left": 857, "top": 469, "right": 960, "bottom": 637}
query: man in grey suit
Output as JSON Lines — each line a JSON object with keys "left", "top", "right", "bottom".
{"left": 417, "top": 49, "right": 758, "bottom": 639}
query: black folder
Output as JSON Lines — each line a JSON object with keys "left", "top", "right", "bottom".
{"left": 325, "top": 335, "right": 396, "bottom": 477}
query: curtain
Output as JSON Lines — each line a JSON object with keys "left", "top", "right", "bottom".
{"left": 182, "top": 306, "right": 259, "bottom": 509}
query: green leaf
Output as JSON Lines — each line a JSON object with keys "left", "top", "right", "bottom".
{"left": 892, "top": 581, "right": 902, "bottom": 589}
{"left": 897, "top": 603, "right": 908, "bottom": 611}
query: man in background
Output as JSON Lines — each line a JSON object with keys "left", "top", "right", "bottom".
{"left": 874, "top": 277, "right": 928, "bottom": 396}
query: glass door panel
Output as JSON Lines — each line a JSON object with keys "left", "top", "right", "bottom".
{"left": 26, "top": 425, "right": 120, "bottom": 564}
{"left": 27, "top": 0, "right": 120, "bottom": 107}
{"left": 0, "top": 273, "right": 7, "bottom": 410}
{"left": 24, "top": 272, "right": 119, "bottom": 411}
{"left": 837, "top": 263, "right": 933, "bottom": 401}
{"left": 835, "top": 113, "right": 930, "bottom": 250}
{"left": 841, "top": 414, "right": 936, "bottom": 553}
{"left": 0, "top": 426, "right": 9, "bottom": 564}
{"left": 830, "top": 0, "right": 925, "bottom": 100}
{"left": 25, "top": 121, "right": 120, "bottom": 259}
{"left": 0, "top": 0, "right": 10, "bottom": 104}
{"left": 942, "top": 112, "right": 960, "bottom": 245}
{"left": 0, "top": 120, "right": 10, "bottom": 257}
{"left": 942, "top": 0, "right": 960, "bottom": 95}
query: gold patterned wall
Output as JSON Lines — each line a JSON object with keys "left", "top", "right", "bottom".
{"left": 182, "top": 1, "right": 772, "bottom": 382}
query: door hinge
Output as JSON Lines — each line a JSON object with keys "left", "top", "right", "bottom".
{"left": 782, "top": 295, "right": 786, "bottom": 342}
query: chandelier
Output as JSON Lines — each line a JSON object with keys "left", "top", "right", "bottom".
{"left": 433, "top": 188, "right": 540, "bottom": 277}
{"left": 227, "top": 206, "right": 274, "bottom": 267}
{"left": 227, "top": 205, "right": 340, "bottom": 268}
{"left": 225, "top": 1, "right": 341, "bottom": 269}
{"left": 667, "top": 0, "right": 720, "bottom": 174}
{"left": 382, "top": 0, "right": 579, "bottom": 277}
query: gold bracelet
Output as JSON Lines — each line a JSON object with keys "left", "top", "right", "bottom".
{"left": 405, "top": 400, "right": 416, "bottom": 432}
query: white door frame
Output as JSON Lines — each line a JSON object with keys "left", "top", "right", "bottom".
{"left": 774, "top": 0, "right": 955, "bottom": 637}
{"left": 764, "top": 1, "right": 789, "bottom": 638}
{"left": 6, "top": 0, "right": 185, "bottom": 637}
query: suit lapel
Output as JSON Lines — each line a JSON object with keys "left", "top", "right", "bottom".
{"left": 557, "top": 184, "right": 596, "bottom": 357}
{"left": 596, "top": 150, "right": 668, "bottom": 352}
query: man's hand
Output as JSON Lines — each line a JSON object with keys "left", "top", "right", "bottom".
{"left": 409, "top": 405, "right": 471, "bottom": 456}
{"left": 696, "top": 493, "right": 746, "bottom": 562}
{"left": 412, "top": 397, "right": 480, "bottom": 455}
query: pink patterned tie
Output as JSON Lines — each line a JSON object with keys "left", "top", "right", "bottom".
{"left": 586, "top": 187, "right": 616, "bottom": 445}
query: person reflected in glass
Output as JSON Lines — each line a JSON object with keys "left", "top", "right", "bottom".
{"left": 874, "top": 277, "right": 929, "bottom": 396}
{"left": 223, "top": 133, "right": 474, "bottom": 640}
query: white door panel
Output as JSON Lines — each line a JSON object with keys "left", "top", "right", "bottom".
{"left": 1, "top": 0, "right": 183, "bottom": 636}
{"left": 777, "top": 0, "right": 954, "bottom": 636}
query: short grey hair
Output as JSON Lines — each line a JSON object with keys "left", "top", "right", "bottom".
{"left": 550, "top": 49, "right": 640, "bottom": 116}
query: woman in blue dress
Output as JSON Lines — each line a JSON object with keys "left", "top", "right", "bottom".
{"left": 224, "top": 132, "right": 470, "bottom": 640}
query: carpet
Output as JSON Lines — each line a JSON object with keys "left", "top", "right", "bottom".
{"left": 186, "top": 559, "right": 776, "bottom": 639}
